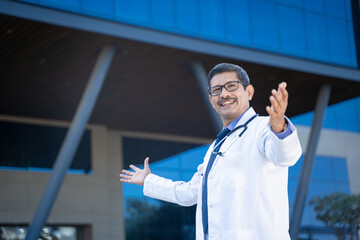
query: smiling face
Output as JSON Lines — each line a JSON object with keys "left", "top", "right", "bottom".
{"left": 208, "top": 71, "right": 254, "bottom": 127}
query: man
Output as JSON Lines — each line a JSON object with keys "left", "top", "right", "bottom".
{"left": 120, "top": 63, "right": 302, "bottom": 240}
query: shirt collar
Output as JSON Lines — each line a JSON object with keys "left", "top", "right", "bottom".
{"left": 225, "top": 107, "right": 251, "bottom": 131}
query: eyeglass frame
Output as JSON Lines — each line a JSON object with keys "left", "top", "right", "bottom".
{"left": 208, "top": 80, "right": 249, "bottom": 96}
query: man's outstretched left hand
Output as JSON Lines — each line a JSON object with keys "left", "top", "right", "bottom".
{"left": 266, "top": 82, "right": 288, "bottom": 133}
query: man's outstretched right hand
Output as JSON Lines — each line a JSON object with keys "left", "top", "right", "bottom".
{"left": 120, "top": 157, "right": 151, "bottom": 186}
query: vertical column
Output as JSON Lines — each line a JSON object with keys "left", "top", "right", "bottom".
{"left": 25, "top": 46, "right": 116, "bottom": 240}
{"left": 289, "top": 84, "right": 331, "bottom": 239}
{"left": 190, "top": 62, "right": 223, "bottom": 132}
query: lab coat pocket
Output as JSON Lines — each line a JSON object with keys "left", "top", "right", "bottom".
{"left": 219, "top": 150, "right": 247, "bottom": 192}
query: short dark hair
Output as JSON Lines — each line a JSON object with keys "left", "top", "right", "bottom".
{"left": 207, "top": 63, "right": 250, "bottom": 89}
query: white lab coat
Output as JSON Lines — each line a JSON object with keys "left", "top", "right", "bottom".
{"left": 144, "top": 107, "right": 302, "bottom": 240}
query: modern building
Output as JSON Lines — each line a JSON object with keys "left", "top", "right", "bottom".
{"left": 0, "top": 0, "right": 359, "bottom": 239}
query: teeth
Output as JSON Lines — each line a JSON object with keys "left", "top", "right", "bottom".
{"left": 221, "top": 101, "right": 233, "bottom": 106}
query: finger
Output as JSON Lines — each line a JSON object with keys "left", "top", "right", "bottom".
{"left": 120, "top": 178, "right": 132, "bottom": 183}
{"left": 272, "top": 88, "right": 283, "bottom": 104}
{"left": 120, "top": 173, "right": 131, "bottom": 179}
{"left": 279, "top": 82, "right": 287, "bottom": 89}
{"left": 129, "top": 164, "right": 140, "bottom": 172}
{"left": 144, "top": 157, "right": 150, "bottom": 171}
{"left": 266, "top": 106, "right": 274, "bottom": 116}
{"left": 122, "top": 169, "right": 134, "bottom": 176}
{"left": 279, "top": 84, "right": 288, "bottom": 102}
{"left": 270, "top": 95, "right": 281, "bottom": 114}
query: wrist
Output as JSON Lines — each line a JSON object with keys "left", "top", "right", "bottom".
{"left": 271, "top": 119, "right": 286, "bottom": 133}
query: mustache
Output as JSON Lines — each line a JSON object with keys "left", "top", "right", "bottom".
{"left": 218, "top": 97, "right": 237, "bottom": 106}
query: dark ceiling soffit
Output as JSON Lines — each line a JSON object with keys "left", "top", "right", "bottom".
{"left": 1, "top": 0, "right": 360, "bottom": 82}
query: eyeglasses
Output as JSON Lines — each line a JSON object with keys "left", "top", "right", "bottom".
{"left": 208, "top": 81, "right": 248, "bottom": 96}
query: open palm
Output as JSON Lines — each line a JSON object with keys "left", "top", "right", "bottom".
{"left": 120, "top": 157, "right": 151, "bottom": 186}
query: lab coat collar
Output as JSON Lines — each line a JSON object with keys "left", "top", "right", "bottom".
{"left": 235, "top": 107, "right": 257, "bottom": 127}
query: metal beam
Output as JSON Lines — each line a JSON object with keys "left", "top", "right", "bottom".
{"left": 289, "top": 84, "right": 332, "bottom": 239}
{"left": 1, "top": 0, "right": 360, "bottom": 82}
{"left": 190, "top": 62, "right": 223, "bottom": 132}
{"left": 25, "top": 46, "right": 116, "bottom": 240}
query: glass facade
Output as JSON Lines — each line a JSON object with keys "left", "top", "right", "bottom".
{"left": 291, "top": 97, "right": 360, "bottom": 133}
{"left": 15, "top": 0, "right": 358, "bottom": 68}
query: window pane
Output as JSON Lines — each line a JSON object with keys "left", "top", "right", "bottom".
{"left": 152, "top": 0, "right": 176, "bottom": 30}
{"left": 0, "top": 121, "right": 91, "bottom": 173}
{"left": 251, "top": 0, "right": 279, "bottom": 50}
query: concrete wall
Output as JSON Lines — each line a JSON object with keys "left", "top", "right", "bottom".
{"left": 0, "top": 116, "right": 125, "bottom": 240}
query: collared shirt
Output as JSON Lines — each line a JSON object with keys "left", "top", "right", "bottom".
{"left": 225, "top": 107, "right": 292, "bottom": 140}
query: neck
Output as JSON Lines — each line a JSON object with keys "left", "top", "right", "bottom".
{"left": 222, "top": 107, "right": 251, "bottom": 128}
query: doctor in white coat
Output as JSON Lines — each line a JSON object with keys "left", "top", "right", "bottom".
{"left": 120, "top": 63, "right": 302, "bottom": 240}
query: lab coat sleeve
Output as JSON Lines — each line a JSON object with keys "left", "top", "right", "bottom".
{"left": 143, "top": 164, "right": 203, "bottom": 206}
{"left": 260, "top": 117, "right": 302, "bottom": 167}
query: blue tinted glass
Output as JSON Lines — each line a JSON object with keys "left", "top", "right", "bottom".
{"left": 335, "top": 183, "right": 350, "bottom": 193}
{"left": 290, "top": 111, "right": 313, "bottom": 126}
{"left": 289, "top": 155, "right": 304, "bottom": 179}
{"left": 291, "top": 97, "right": 360, "bottom": 132}
{"left": 151, "top": 0, "right": 175, "bottom": 30}
{"left": 225, "top": 0, "right": 251, "bottom": 46}
{"left": 327, "top": 17, "right": 351, "bottom": 66}
{"left": 309, "top": 181, "right": 336, "bottom": 199}
{"left": 333, "top": 157, "right": 349, "bottom": 181}
{"left": 347, "top": 21, "right": 357, "bottom": 67}
{"left": 115, "top": 0, "right": 150, "bottom": 26}
{"left": 151, "top": 168, "right": 181, "bottom": 180}
{"left": 176, "top": 0, "right": 199, "bottom": 34}
{"left": 325, "top": 0, "right": 346, "bottom": 19}
{"left": 345, "top": 0, "right": 352, "bottom": 20}
{"left": 82, "top": 0, "right": 113, "bottom": 18}
{"left": 322, "top": 106, "right": 337, "bottom": 129}
{"left": 18, "top": 0, "right": 38, "bottom": 3}
{"left": 305, "top": 12, "right": 329, "bottom": 61}
{"left": 123, "top": 182, "right": 144, "bottom": 198}
{"left": 304, "top": 0, "right": 325, "bottom": 13}
{"left": 334, "top": 97, "right": 360, "bottom": 131}
{"left": 307, "top": 203, "right": 324, "bottom": 226}
{"left": 288, "top": 179, "right": 298, "bottom": 204}
{"left": 39, "top": 0, "right": 81, "bottom": 12}
{"left": 312, "top": 156, "right": 334, "bottom": 181}
{"left": 278, "top": 6, "right": 306, "bottom": 57}
{"left": 179, "top": 145, "right": 208, "bottom": 170}
{"left": 199, "top": 0, "right": 225, "bottom": 40}
{"left": 251, "top": 0, "right": 279, "bottom": 50}
{"left": 151, "top": 155, "right": 180, "bottom": 169}
{"left": 276, "top": 0, "right": 302, "bottom": 8}
{"left": 302, "top": 205, "right": 314, "bottom": 225}
{"left": 182, "top": 171, "right": 197, "bottom": 182}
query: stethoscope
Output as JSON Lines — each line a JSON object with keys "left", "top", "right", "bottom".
{"left": 212, "top": 114, "right": 258, "bottom": 156}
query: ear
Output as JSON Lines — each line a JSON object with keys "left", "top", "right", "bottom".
{"left": 246, "top": 85, "right": 255, "bottom": 101}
